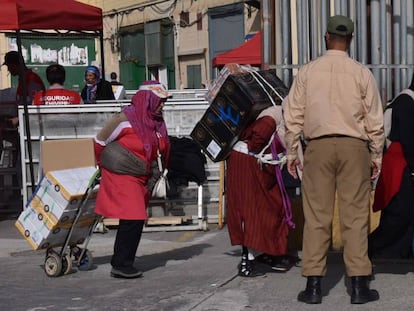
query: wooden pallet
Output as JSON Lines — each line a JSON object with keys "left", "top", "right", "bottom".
{"left": 103, "top": 216, "right": 192, "bottom": 227}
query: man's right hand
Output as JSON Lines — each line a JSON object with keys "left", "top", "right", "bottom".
{"left": 287, "top": 158, "right": 302, "bottom": 179}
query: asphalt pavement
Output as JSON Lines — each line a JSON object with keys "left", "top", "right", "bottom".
{"left": 1, "top": 219, "right": 414, "bottom": 311}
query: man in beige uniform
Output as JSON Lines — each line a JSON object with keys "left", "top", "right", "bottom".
{"left": 284, "top": 15, "right": 384, "bottom": 305}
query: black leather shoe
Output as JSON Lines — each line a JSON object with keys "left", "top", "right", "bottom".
{"left": 297, "top": 276, "right": 322, "bottom": 304}
{"left": 351, "top": 276, "right": 379, "bottom": 304}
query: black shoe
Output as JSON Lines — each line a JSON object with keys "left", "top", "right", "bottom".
{"left": 350, "top": 276, "right": 379, "bottom": 304}
{"left": 297, "top": 276, "right": 322, "bottom": 304}
{"left": 238, "top": 254, "right": 265, "bottom": 277}
{"left": 110, "top": 266, "right": 143, "bottom": 279}
{"left": 255, "top": 254, "right": 291, "bottom": 272}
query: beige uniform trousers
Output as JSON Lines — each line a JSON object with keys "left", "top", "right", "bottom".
{"left": 301, "top": 136, "right": 372, "bottom": 277}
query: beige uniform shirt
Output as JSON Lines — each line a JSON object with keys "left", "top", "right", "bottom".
{"left": 284, "top": 50, "right": 384, "bottom": 165}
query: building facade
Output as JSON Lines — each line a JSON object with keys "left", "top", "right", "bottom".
{"left": 1, "top": 0, "right": 413, "bottom": 103}
{"left": 93, "top": 0, "right": 260, "bottom": 90}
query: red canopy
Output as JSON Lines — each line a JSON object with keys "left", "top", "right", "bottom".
{"left": 0, "top": 0, "right": 102, "bottom": 31}
{"left": 213, "top": 32, "right": 261, "bottom": 67}
{"left": 0, "top": 0, "right": 103, "bottom": 190}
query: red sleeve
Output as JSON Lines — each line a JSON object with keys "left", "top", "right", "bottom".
{"left": 94, "top": 141, "right": 105, "bottom": 167}
{"left": 246, "top": 116, "right": 276, "bottom": 153}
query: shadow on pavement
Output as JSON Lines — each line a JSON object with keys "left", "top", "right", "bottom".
{"left": 92, "top": 243, "right": 212, "bottom": 272}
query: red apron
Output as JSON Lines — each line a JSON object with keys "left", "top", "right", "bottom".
{"left": 372, "top": 142, "right": 407, "bottom": 212}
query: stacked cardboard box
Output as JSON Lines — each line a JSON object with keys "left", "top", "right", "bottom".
{"left": 191, "top": 68, "right": 288, "bottom": 162}
{"left": 15, "top": 166, "right": 99, "bottom": 250}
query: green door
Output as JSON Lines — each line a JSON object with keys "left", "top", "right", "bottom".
{"left": 119, "top": 30, "right": 146, "bottom": 90}
{"left": 119, "top": 61, "right": 145, "bottom": 90}
{"left": 187, "top": 65, "right": 201, "bottom": 88}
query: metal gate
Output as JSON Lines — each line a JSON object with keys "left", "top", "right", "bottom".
{"left": 270, "top": 0, "right": 414, "bottom": 102}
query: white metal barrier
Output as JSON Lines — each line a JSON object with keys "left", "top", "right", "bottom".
{"left": 18, "top": 91, "right": 220, "bottom": 231}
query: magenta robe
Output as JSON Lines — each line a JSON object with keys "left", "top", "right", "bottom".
{"left": 226, "top": 116, "right": 289, "bottom": 256}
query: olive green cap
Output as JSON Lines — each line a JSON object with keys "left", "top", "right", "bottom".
{"left": 327, "top": 15, "right": 354, "bottom": 36}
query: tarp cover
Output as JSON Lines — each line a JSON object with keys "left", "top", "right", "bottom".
{"left": 0, "top": 0, "right": 102, "bottom": 31}
{"left": 212, "top": 32, "right": 261, "bottom": 67}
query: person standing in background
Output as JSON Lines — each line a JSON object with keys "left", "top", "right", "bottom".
{"left": 1, "top": 50, "right": 45, "bottom": 168}
{"left": 110, "top": 72, "right": 123, "bottom": 85}
{"left": 3, "top": 50, "right": 45, "bottom": 103}
{"left": 33, "top": 64, "right": 82, "bottom": 105}
{"left": 369, "top": 74, "right": 414, "bottom": 259}
{"left": 81, "top": 65, "right": 114, "bottom": 103}
{"left": 2, "top": 50, "right": 45, "bottom": 125}
{"left": 94, "top": 80, "right": 170, "bottom": 278}
{"left": 284, "top": 15, "right": 384, "bottom": 304}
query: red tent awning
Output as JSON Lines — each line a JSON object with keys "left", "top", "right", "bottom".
{"left": 212, "top": 32, "right": 261, "bottom": 67}
{"left": 0, "top": 0, "right": 102, "bottom": 31}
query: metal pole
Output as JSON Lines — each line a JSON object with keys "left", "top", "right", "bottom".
{"left": 99, "top": 31, "right": 105, "bottom": 80}
{"left": 380, "top": 0, "right": 388, "bottom": 100}
{"left": 405, "top": 0, "right": 413, "bottom": 87}
{"left": 393, "top": 1, "right": 401, "bottom": 95}
{"left": 302, "top": 1, "right": 309, "bottom": 63}
{"left": 310, "top": 0, "right": 320, "bottom": 59}
{"left": 274, "top": 0, "right": 282, "bottom": 77}
{"left": 370, "top": 0, "right": 381, "bottom": 90}
{"left": 281, "top": 0, "right": 292, "bottom": 85}
{"left": 261, "top": 0, "right": 272, "bottom": 70}
{"left": 296, "top": 0, "right": 303, "bottom": 66}
{"left": 400, "top": 0, "right": 408, "bottom": 91}
{"left": 16, "top": 31, "right": 35, "bottom": 192}
{"left": 359, "top": 0, "right": 368, "bottom": 64}
{"left": 320, "top": 0, "right": 328, "bottom": 54}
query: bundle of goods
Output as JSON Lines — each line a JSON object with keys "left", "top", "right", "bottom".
{"left": 191, "top": 64, "right": 288, "bottom": 162}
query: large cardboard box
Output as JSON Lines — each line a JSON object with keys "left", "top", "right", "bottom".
{"left": 191, "top": 69, "right": 288, "bottom": 162}
{"left": 15, "top": 166, "right": 99, "bottom": 250}
{"left": 40, "top": 138, "right": 96, "bottom": 173}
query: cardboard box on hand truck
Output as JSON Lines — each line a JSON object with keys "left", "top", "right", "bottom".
{"left": 15, "top": 138, "right": 98, "bottom": 250}
{"left": 16, "top": 166, "right": 99, "bottom": 250}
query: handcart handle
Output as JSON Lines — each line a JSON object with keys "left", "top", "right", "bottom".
{"left": 88, "top": 169, "right": 101, "bottom": 188}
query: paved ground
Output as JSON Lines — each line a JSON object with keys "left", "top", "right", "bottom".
{"left": 1, "top": 219, "right": 414, "bottom": 311}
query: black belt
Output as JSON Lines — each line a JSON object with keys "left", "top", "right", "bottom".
{"left": 310, "top": 134, "right": 350, "bottom": 141}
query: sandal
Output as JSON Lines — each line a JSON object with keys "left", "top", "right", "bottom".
{"left": 238, "top": 254, "right": 265, "bottom": 277}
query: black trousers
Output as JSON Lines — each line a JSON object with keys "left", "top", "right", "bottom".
{"left": 111, "top": 219, "right": 145, "bottom": 268}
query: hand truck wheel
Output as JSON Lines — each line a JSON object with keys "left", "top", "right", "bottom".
{"left": 62, "top": 253, "right": 73, "bottom": 275}
{"left": 44, "top": 252, "right": 63, "bottom": 277}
